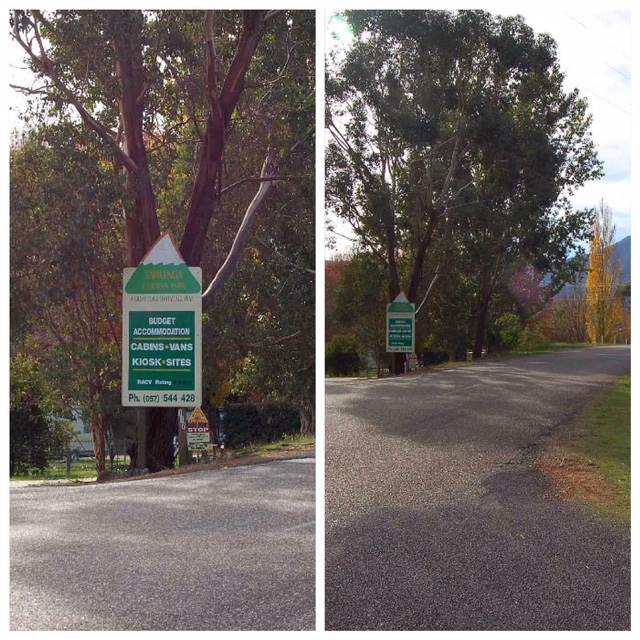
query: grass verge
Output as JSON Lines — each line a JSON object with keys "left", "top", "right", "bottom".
{"left": 10, "top": 457, "right": 129, "bottom": 482}
{"left": 10, "top": 435, "right": 315, "bottom": 483}
{"left": 230, "top": 433, "right": 316, "bottom": 457}
{"left": 538, "top": 375, "right": 630, "bottom": 524}
{"left": 509, "top": 342, "right": 592, "bottom": 356}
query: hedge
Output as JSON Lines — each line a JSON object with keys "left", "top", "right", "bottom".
{"left": 221, "top": 401, "right": 301, "bottom": 448}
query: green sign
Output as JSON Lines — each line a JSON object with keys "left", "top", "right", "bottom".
{"left": 388, "top": 317, "right": 413, "bottom": 349}
{"left": 125, "top": 261, "right": 201, "bottom": 294}
{"left": 122, "top": 232, "right": 202, "bottom": 407}
{"left": 128, "top": 310, "right": 196, "bottom": 391}
{"left": 386, "top": 293, "right": 415, "bottom": 353}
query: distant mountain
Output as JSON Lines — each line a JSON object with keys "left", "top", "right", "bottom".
{"left": 559, "top": 235, "right": 630, "bottom": 297}
{"left": 612, "top": 235, "right": 631, "bottom": 283}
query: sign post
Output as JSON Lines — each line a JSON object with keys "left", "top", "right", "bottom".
{"left": 386, "top": 293, "right": 415, "bottom": 373}
{"left": 122, "top": 231, "right": 202, "bottom": 408}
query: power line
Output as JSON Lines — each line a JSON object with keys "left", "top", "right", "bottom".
{"left": 575, "top": 83, "right": 631, "bottom": 116}
{"left": 563, "top": 11, "right": 631, "bottom": 62}
{"left": 558, "top": 12, "right": 632, "bottom": 115}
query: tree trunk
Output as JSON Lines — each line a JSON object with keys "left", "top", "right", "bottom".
{"left": 299, "top": 398, "right": 315, "bottom": 436}
{"left": 90, "top": 412, "right": 107, "bottom": 474}
{"left": 110, "top": 11, "right": 160, "bottom": 266}
{"left": 145, "top": 407, "right": 178, "bottom": 473}
{"left": 180, "top": 10, "right": 268, "bottom": 267}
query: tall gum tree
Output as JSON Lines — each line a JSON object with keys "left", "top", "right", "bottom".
{"left": 326, "top": 10, "right": 601, "bottom": 364}
{"left": 10, "top": 10, "right": 314, "bottom": 471}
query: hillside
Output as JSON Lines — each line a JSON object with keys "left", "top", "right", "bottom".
{"left": 559, "top": 235, "right": 630, "bottom": 297}
{"left": 612, "top": 235, "right": 631, "bottom": 283}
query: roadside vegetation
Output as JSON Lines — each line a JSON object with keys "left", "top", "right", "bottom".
{"left": 10, "top": 10, "right": 315, "bottom": 476}
{"left": 539, "top": 375, "right": 630, "bottom": 524}
{"left": 506, "top": 342, "right": 592, "bottom": 357}
{"left": 10, "top": 434, "right": 315, "bottom": 483}
{"left": 325, "top": 10, "right": 630, "bottom": 380}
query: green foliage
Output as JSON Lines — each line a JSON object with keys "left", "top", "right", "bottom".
{"left": 325, "top": 335, "right": 363, "bottom": 377}
{"left": 10, "top": 405, "right": 51, "bottom": 476}
{"left": 9, "top": 354, "right": 74, "bottom": 476}
{"left": 518, "top": 324, "right": 550, "bottom": 352}
{"left": 495, "top": 312, "right": 523, "bottom": 350}
{"left": 327, "top": 9, "right": 601, "bottom": 359}
{"left": 326, "top": 252, "right": 387, "bottom": 368}
{"left": 9, "top": 403, "right": 73, "bottom": 477}
{"left": 221, "top": 402, "right": 301, "bottom": 449}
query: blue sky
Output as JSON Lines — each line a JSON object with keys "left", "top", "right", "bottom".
{"left": 325, "top": 7, "right": 633, "bottom": 252}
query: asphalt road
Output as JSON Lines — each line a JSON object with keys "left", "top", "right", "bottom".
{"left": 10, "top": 456, "right": 315, "bottom": 631}
{"left": 325, "top": 346, "right": 630, "bottom": 631}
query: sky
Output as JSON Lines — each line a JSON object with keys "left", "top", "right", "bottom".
{"left": 325, "top": 6, "right": 633, "bottom": 254}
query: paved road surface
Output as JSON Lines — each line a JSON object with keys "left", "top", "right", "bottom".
{"left": 10, "top": 457, "right": 315, "bottom": 631}
{"left": 325, "top": 347, "right": 630, "bottom": 630}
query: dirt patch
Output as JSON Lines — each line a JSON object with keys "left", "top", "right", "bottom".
{"left": 536, "top": 451, "right": 613, "bottom": 504}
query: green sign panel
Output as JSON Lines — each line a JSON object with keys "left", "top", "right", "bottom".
{"left": 386, "top": 293, "right": 415, "bottom": 353}
{"left": 122, "top": 232, "right": 202, "bottom": 407}
{"left": 125, "top": 262, "right": 201, "bottom": 294}
{"left": 128, "top": 310, "right": 195, "bottom": 391}
{"left": 388, "top": 317, "right": 414, "bottom": 349}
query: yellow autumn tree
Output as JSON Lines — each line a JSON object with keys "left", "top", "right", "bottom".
{"left": 586, "top": 201, "right": 623, "bottom": 343}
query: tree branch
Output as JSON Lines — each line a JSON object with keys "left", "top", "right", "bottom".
{"left": 12, "top": 11, "right": 138, "bottom": 173}
{"left": 245, "top": 330, "right": 303, "bottom": 349}
{"left": 219, "top": 174, "right": 302, "bottom": 199}
{"left": 255, "top": 235, "right": 315, "bottom": 275}
{"left": 201, "top": 149, "right": 278, "bottom": 308}
{"left": 415, "top": 269, "right": 441, "bottom": 316}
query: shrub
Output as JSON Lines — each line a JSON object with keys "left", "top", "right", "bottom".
{"left": 419, "top": 350, "right": 449, "bottom": 366}
{"left": 496, "top": 312, "right": 523, "bottom": 350}
{"left": 325, "top": 335, "right": 362, "bottom": 376}
{"left": 9, "top": 403, "right": 72, "bottom": 476}
{"left": 519, "top": 325, "right": 550, "bottom": 351}
{"left": 221, "top": 401, "right": 301, "bottom": 449}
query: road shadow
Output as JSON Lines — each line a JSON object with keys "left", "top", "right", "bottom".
{"left": 325, "top": 467, "right": 630, "bottom": 631}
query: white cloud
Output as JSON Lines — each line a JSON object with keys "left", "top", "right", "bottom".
{"left": 483, "top": 6, "right": 632, "bottom": 241}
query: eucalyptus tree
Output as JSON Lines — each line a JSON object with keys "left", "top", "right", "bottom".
{"left": 329, "top": 251, "right": 388, "bottom": 373}
{"left": 448, "top": 14, "right": 600, "bottom": 356}
{"left": 10, "top": 10, "right": 315, "bottom": 470}
{"left": 326, "top": 10, "right": 601, "bottom": 362}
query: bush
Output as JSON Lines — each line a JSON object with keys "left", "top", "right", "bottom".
{"left": 9, "top": 403, "right": 72, "bottom": 476}
{"left": 325, "top": 335, "right": 362, "bottom": 376}
{"left": 496, "top": 312, "right": 523, "bottom": 350}
{"left": 519, "top": 325, "right": 550, "bottom": 351}
{"left": 419, "top": 350, "right": 449, "bottom": 366}
{"left": 221, "top": 401, "right": 301, "bottom": 449}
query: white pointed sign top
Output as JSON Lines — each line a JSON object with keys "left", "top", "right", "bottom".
{"left": 140, "top": 231, "right": 185, "bottom": 266}
{"left": 393, "top": 292, "right": 409, "bottom": 303}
